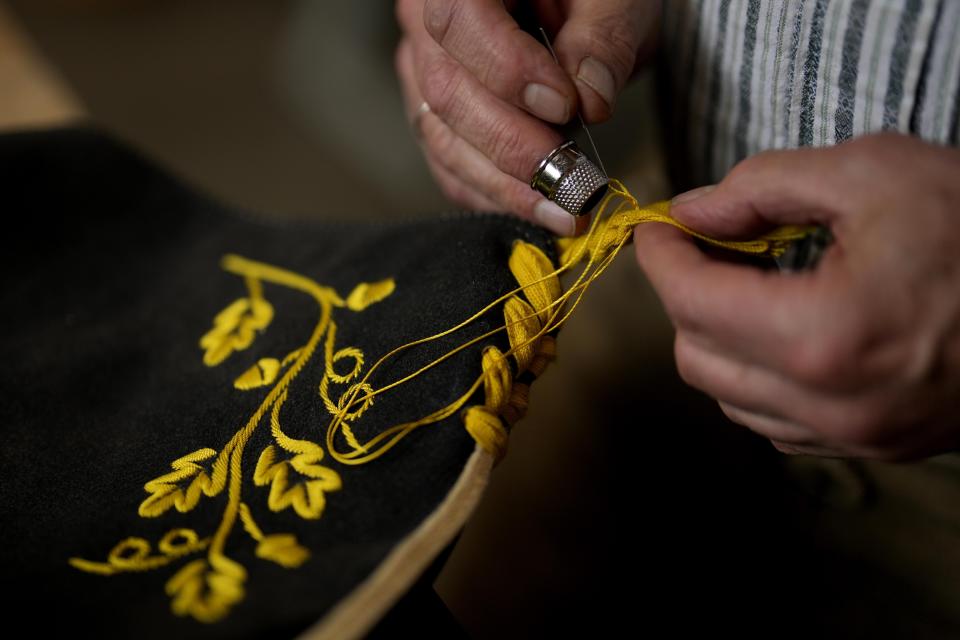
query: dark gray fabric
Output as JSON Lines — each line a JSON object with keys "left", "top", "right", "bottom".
{"left": 0, "top": 127, "right": 555, "bottom": 638}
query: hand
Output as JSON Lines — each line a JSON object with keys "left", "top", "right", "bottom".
{"left": 635, "top": 133, "right": 960, "bottom": 460}
{"left": 395, "top": 0, "right": 660, "bottom": 235}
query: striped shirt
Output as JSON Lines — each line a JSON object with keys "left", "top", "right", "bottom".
{"left": 658, "top": 0, "right": 960, "bottom": 188}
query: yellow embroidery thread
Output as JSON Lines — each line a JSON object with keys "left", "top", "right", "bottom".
{"left": 70, "top": 180, "right": 816, "bottom": 623}
{"left": 320, "top": 180, "right": 815, "bottom": 462}
{"left": 71, "top": 255, "right": 395, "bottom": 623}
{"left": 68, "top": 529, "right": 208, "bottom": 575}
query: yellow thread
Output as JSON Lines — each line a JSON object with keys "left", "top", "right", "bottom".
{"left": 319, "top": 322, "right": 369, "bottom": 451}
{"left": 234, "top": 357, "right": 282, "bottom": 390}
{"left": 193, "top": 258, "right": 339, "bottom": 622}
{"left": 159, "top": 529, "right": 204, "bottom": 556}
{"left": 507, "top": 242, "right": 561, "bottom": 325}
{"left": 346, "top": 279, "right": 396, "bottom": 311}
{"left": 68, "top": 529, "right": 208, "bottom": 575}
{"left": 239, "top": 502, "right": 311, "bottom": 568}
{"left": 253, "top": 388, "right": 342, "bottom": 520}
{"left": 503, "top": 297, "right": 539, "bottom": 371}
{"left": 238, "top": 503, "right": 265, "bottom": 541}
{"left": 320, "top": 179, "right": 817, "bottom": 463}
{"left": 462, "top": 407, "right": 508, "bottom": 461}
{"left": 139, "top": 448, "right": 223, "bottom": 517}
{"left": 557, "top": 180, "right": 812, "bottom": 266}
{"left": 72, "top": 255, "right": 393, "bottom": 623}
{"left": 165, "top": 558, "right": 245, "bottom": 624}
{"left": 199, "top": 286, "right": 274, "bottom": 367}
{"left": 322, "top": 242, "right": 596, "bottom": 462}
{"left": 71, "top": 179, "right": 819, "bottom": 621}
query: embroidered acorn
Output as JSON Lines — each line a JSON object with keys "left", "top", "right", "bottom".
{"left": 234, "top": 358, "right": 281, "bottom": 390}
{"left": 234, "top": 349, "right": 302, "bottom": 390}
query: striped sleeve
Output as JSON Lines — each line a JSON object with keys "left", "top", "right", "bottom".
{"left": 659, "top": 0, "right": 956, "bottom": 187}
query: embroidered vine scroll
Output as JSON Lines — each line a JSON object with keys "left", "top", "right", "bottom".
{"left": 69, "top": 256, "right": 396, "bottom": 622}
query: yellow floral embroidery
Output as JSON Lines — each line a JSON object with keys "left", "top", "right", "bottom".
{"left": 239, "top": 503, "right": 311, "bottom": 568}
{"left": 166, "top": 557, "right": 245, "bottom": 624}
{"left": 253, "top": 388, "right": 342, "bottom": 520}
{"left": 345, "top": 279, "right": 396, "bottom": 311}
{"left": 68, "top": 529, "right": 208, "bottom": 575}
{"left": 70, "top": 255, "right": 395, "bottom": 623}
{"left": 234, "top": 357, "right": 282, "bottom": 390}
{"left": 199, "top": 276, "right": 274, "bottom": 366}
{"left": 139, "top": 448, "right": 225, "bottom": 517}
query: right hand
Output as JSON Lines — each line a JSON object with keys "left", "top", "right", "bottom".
{"left": 395, "top": 0, "right": 660, "bottom": 236}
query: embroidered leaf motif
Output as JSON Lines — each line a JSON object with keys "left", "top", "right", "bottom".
{"left": 345, "top": 278, "right": 395, "bottom": 311}
{"left": 254, "top": 443, "right": 342, "bottom": 519}
{"left": 166, "top": 558, "right": 245, "bottom": 623}
{"left": 139, "top": 448, "right": 224, "bottom": 517}
{"left": 234, "top": 358, "right": 281, "bottom": 390}
{"left": 71, "top": 255, "right": 399, "bottom": 624}
{"left": 200, "top": 297, "right": 274, "bottom": 366}
{"left": 255, "top": 534, "right": 310, "bottom": 568}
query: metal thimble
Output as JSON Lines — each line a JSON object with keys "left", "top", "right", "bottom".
{"left": 530, "top": 140, "right": 609, "bottom": 216}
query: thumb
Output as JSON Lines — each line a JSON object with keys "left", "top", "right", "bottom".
{"left": 552, "top": 0, "right": 660, "bottom": 123}
{"left": 670, "top": 146, "right": 851, "bottom": 239}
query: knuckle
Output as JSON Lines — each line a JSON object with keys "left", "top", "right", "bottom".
{"left": 840, "top": 132, "right": 912, "bottom": 176}
{"left": 783, "top": 311, "right": 863, "bottom": 387}
{"left": 426, "top": 2, "right": 524, "bottom": 101}
{"left": 786, "top": 338, "right": 849, "bottom": 387}
{"left": 725, "top": 155, "right": 759, "bottom": 185}
{"left": 419, "top": 55, "right": 464, "bottom": 117}
{"left": 478, "top": 41, "right": 523, "bottom": 98}
{"left": 583, "top": 15, "right": 641, "bottom": 80}
{"left": 725, "top": 147, "right": 782, "bottom": 186}
{"left": 486, "top": 117, "right": 531, "bottom": 177}
{"left": 423, "top": 0, "right": 457, "bottom": 44}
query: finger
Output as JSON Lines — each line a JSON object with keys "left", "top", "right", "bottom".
{"left": 718, "top": 402, "right": 820, "bottom": 445}
{"left": 553, "top": 0, "right": 658, "bottom": 122}
{"left": 676, "top": 333, "right": 896, "bottom": 453}
{"left": 669, "top": 145, "right": 859, "bottom": 238}
{"left": 426, "top": 154, "right": 502, "bottom": 211}
{"left": 422, "top": 0, "right": 577, "bottom": 124}
{"left": 418, "top": 107, "right": 577, "bottom": 235}
{"left": 635, "top": 223, "right": 846, "bottom": 378}
{"left": 402, "top": 37, "right": 570, "bottom": 231}
{"left": 769, "top": 440, "right": 849, "bottom": 457}
{"left": 396, "top": 37, "right": 431, "bottom": 134}
{"left": 412, "top": 30, "right": 566, "bottom": 188}
{"left": 398, "top": 37, "right": 512, "bottom": 214}
{"left": 675, "top": 332, "right": 820, "bottom": 438}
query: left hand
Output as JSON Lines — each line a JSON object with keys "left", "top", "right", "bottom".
{"left": 634, "top": 133, "right": 960, "bottom": 460}
{"left": 395, "top": 0, "right": 659, "bottom": 234}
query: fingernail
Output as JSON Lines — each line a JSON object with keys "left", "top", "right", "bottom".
{"left": 534, "top": 199, "right": 576, "bottom": 236}
{"left": 577, "top": 57, "right": 616, "bottom": 109}
{"left": 671, "top": 185, "right": 716, "bottom": 205}
{"left": 523, "top": 83, "right": 570, "bottom": 124}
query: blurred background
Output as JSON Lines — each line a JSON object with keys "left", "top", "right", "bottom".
{"left": 4, "top": 1, "right": 960, "bottom": 637}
